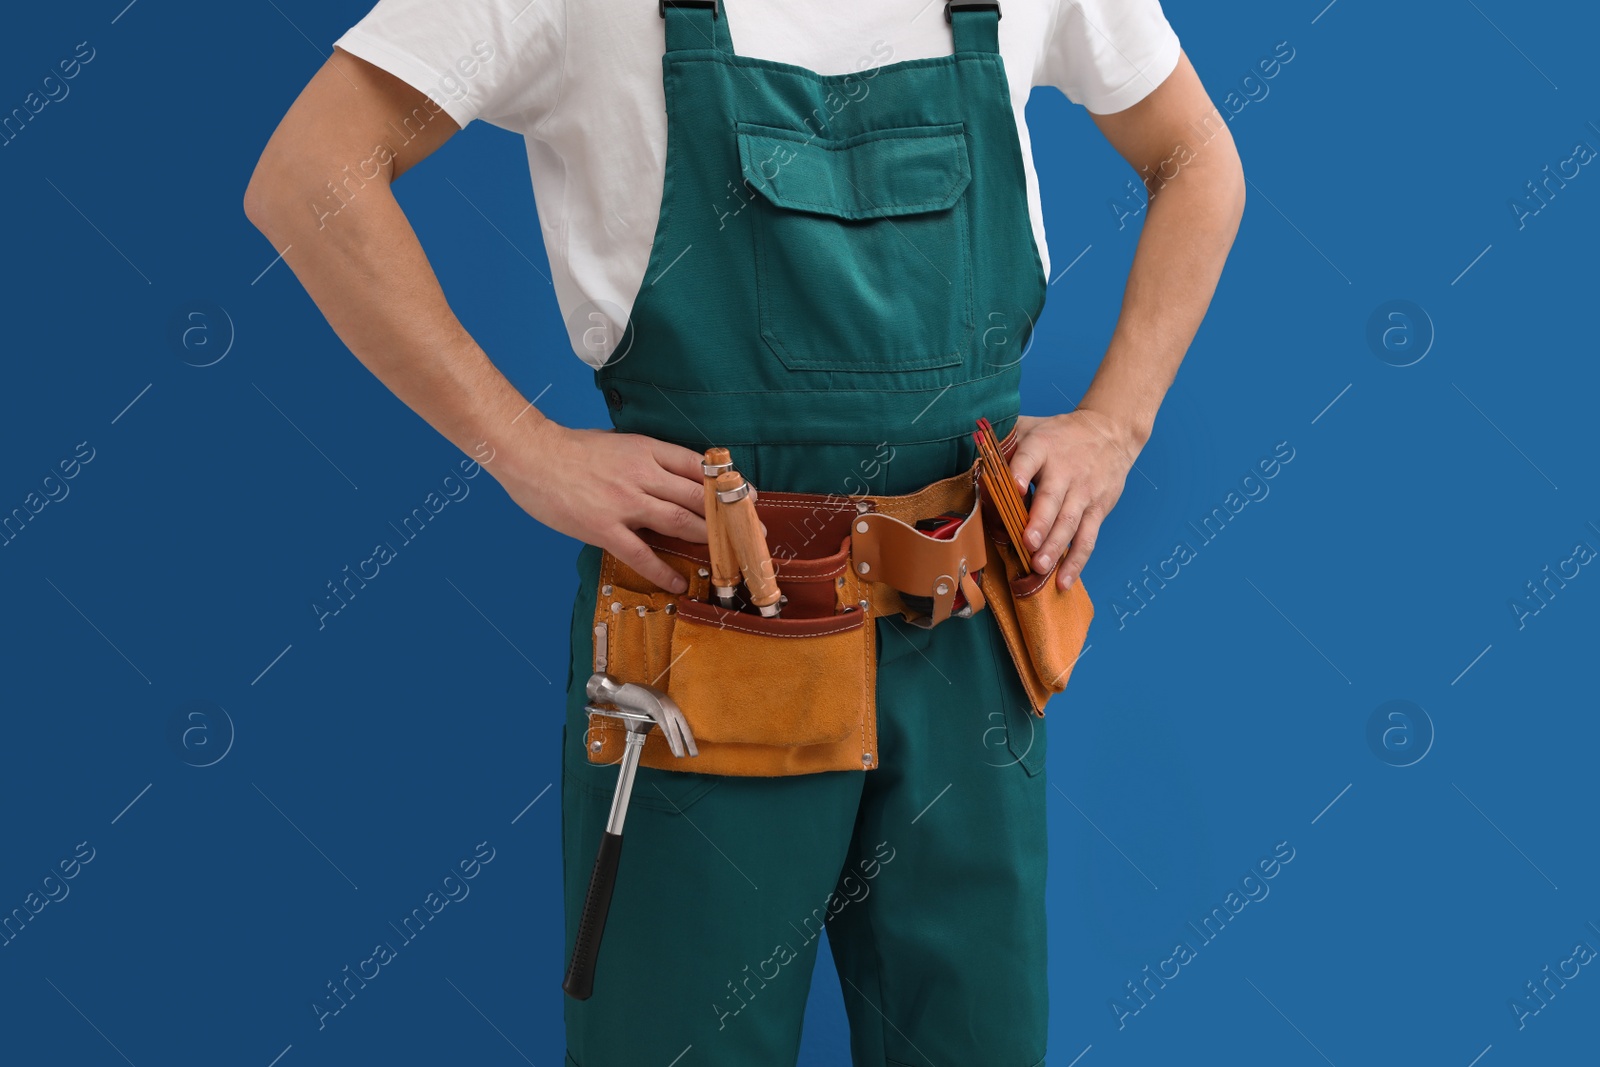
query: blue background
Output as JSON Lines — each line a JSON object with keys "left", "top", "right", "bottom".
{"left": 2, "top": 1, "right": 1596, "bottom": 1065}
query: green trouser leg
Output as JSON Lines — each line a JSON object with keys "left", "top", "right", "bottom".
{"left": 827, "top": 610, "right": 1049, "bottom": 1067}
{"left": 561, "top": 545, "right": 1049, "bottom": 1067}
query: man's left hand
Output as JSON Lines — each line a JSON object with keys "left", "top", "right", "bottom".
{"left": 1007, "top": 410, "right": 1142, "bottom": 591}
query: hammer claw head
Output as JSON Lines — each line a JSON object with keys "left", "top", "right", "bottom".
{"left": 651, "top": 693, "right": 696, "bottom": 758}
{"left": 585, "top": 673, "right": 698, "bottom": 759}
{"left": 666, "top": 706, "right": 698, "bottom": 758}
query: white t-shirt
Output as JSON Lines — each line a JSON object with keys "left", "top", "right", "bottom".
{"left": 333, "top": 0, "right": 1181, "bottom": 367}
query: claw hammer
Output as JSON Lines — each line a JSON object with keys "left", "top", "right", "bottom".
{"left": 562, "top": 671, "right": 698, "bottom": 1000}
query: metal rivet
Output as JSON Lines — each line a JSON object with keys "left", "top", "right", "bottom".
{"left": 636, "top": 604, "right": 648, "bottom": 616}
{"left": 601, "top": 584, "right": 613, "bottom": 596}
{"left": 856, "top": 520, "right": 869, "bottom": 534}
{"left": 590, "top": 740, "right": 603, "bottom": 752}
{"left": 697, "top": 567, "right": 710, "bottom": 578}
{"left": 665, "top": 602, "right": 676, "bottom": 614}
{"left": 611, "top": 602, "right": 623, "bottom": 613}
{"left": 862, "top": 753, "right": 873, "bottom": 766}
{"left": 936, "top": 582, "right": 950, "bottom": 596}
{"left": 858, "top": 562, "right": 870, "bottom": 574}
{"left": 836, "top": 576, "right": 846, "bottom": 586}
{"left": 858, "top": 598, "right": 869, "bottom": 612}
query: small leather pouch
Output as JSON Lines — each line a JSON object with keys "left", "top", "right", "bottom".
{"left": 977, "top": 488, "right": 1095, "bottom": 716}
{"left": 586, "top": 526, "right": 878, "bottom": 777}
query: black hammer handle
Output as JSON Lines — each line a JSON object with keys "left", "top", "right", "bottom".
{"left": 562, "top": 830, "right": 623, "bottom": 1000}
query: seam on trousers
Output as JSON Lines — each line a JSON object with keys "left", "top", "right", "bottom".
{"left": 855, "top": 852, "right": 894, "bottom": 1066}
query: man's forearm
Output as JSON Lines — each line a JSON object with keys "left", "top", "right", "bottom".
{"left": 246, "top": 177, "right": 542, "bottom": 463}
{"left": 1077, "top": 122, "right": 1245, "bottom": 452}
{"left": 243, "top": 58, "right": 550, "bottom": 472}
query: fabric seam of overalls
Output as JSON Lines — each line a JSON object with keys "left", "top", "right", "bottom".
{"left": 595, "top": 4, "right": 1048, "bottom": 478}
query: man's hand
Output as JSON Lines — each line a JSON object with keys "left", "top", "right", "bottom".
{"left": 494, "top": 422, "right": 708, "bottom": 593}
{"left": 1008, "top": 411, "right": 1139, "bottom": 591}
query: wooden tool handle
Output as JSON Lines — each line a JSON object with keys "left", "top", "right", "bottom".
{"left": 702, "top": 449, "right": 741, "bottom": 592}
{"left": 562, "top": 830, "right": 622, "bottom": 1001}
{"left": 716, "top": 470, "right": 780, "bottom": 613}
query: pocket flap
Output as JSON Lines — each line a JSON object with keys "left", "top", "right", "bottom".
{"left": 736, "top": 122, "right": 970, "bottom": 220}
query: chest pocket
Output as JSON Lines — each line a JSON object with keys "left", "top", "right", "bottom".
{"left": 737, "top": 121, "right": 975, "bottom": 374}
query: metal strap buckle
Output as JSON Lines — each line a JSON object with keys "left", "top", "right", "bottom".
{"left": 945, "top": 1, "right": 1001, "bottom": 22}
{"left": 660, "top": 0, "right": 718, "bottom": 18}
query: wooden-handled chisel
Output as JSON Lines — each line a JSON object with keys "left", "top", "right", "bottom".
{"left": 715, "top": 469, "right": 781, "bottom": 617}
{"left": 701, "top": 448, "right": 739, "bottom": 608}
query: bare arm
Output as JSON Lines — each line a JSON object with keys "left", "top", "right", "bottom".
{"left": 1010, "top": 52, "right": 1246, "bottom": 589}
{"left": 244, "top": 50, "right": 704, "bottom": 592}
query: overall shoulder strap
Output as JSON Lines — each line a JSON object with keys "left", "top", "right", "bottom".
{"left": 660, "top": 0, "right": 732, "bottom": 53}
{"left": 946, "top": 2, "right": 1001, "bottom": 54}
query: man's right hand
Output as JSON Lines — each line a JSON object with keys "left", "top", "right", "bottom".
{"left": 493, "top": 422, "right": 708, "bottom": 594}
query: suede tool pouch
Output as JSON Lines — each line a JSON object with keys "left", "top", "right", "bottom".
{"left": 586, "top": 531, "right": 878, "bottom": 777}
{"left": 978, "top": 490, "right": 1095, "bottom": 716}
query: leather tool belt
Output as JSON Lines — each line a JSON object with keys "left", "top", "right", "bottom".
{"left": 585, "top": 428, "right": 1094, "bottom": 777}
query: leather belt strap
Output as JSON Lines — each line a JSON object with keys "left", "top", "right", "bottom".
{"left": 638, "top": 428, "right": 1021, "bottom": 626}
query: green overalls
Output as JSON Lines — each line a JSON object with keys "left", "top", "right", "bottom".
{"left": 562, "top": 3, "right": 1052, "bottom": 1063}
